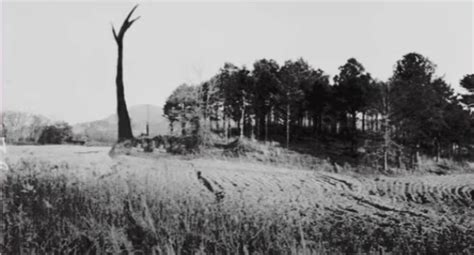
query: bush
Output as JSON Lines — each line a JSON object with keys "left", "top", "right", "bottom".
{"left": 166, "top": 135, "right": 202, "bottom": 154}
{"left": 37, "top": 122, "right": 73, "bottom": 144}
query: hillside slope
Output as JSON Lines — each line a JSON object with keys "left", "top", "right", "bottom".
{"left": 73, "top": 104, "right": 169, "bottom": 142}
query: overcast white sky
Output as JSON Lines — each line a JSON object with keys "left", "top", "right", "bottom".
{"left": 2, "top": 1, "right": 473, "bottom": 124}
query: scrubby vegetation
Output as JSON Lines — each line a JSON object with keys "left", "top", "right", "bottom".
{"left": 2, "top": 158, "right": 473, "bottom": 254}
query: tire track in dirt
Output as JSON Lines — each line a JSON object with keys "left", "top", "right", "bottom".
{"left": 193, "top": 161, "right": 473, "bottom": 222}
{"left": 84, "top": 155, "right": 472, "bottom": 221}
{"left": 366, "top": 175, "right": 474, "bottom": 209}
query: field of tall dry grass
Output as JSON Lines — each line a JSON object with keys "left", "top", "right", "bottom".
{"left": 2, "top": 145, "right": 473, "bottom": 254}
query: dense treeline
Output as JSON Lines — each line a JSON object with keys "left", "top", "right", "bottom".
{"left": 164, "top": 53, "right": 473, "bottom": 169}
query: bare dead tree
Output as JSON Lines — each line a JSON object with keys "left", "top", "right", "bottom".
{"left": 112, "top": 5, "right": 140, "bottom": 141}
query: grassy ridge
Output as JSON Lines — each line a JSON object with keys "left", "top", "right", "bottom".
{"left": 2, "top": 159, "right": 473, "bottom": 254}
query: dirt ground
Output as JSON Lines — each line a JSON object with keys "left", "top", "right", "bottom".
{"left": 6, "top": 145, "right": 474, "bottom": 226}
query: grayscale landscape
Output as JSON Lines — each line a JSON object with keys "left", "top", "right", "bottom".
{"left": 1, "top": 1, "right": 473, "bottom": 254}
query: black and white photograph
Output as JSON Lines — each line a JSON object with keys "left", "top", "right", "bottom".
{"left": 1, "top": 0, "right": 474, "bottom": 254}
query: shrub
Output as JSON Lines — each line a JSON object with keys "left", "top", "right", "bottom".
{"left": 166, "top": 135, "right": 202, "bottom": 154}
{"left": 37, "top": 122, "right": 73, "bottom": 144}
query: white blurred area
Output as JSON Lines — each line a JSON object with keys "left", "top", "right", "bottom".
{"left": 0, "top": 137, "right": 8, "bottom": 171}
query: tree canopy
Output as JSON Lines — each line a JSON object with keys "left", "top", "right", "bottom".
{"left": 163, "top": 53, "right": 474, "bottom": 168}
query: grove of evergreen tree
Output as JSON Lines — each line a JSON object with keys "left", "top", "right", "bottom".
{"left": 164, "top": 53, "right": 473, "bottom": 169}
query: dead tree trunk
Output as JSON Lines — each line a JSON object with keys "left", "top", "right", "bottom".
{"left": 112, "top": 5, "right": 140, "bottom": 142}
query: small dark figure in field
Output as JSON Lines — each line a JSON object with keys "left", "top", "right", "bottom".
{"left": 196, "top": 169, "right": 225, "bottom": 202}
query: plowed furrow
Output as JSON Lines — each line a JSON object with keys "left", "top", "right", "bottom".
{"left": 368, "top": 176, "right": 473, "bottom": 208}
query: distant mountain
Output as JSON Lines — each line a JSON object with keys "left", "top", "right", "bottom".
{"left": 73, "top": 104, "right": 169, "bottom": 143}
